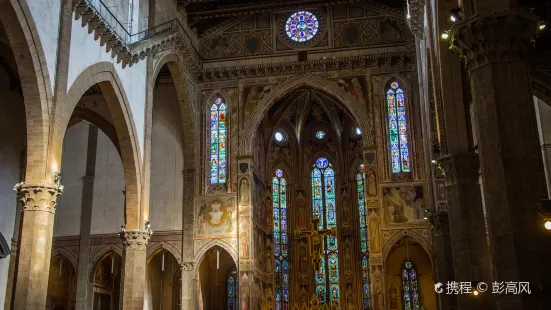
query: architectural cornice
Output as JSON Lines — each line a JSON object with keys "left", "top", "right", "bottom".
{"left": 197, "top": 53, "right": 415, "bottom": 82}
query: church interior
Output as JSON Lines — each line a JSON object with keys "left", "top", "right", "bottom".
{"left": 0, "top": 0, "right": 550, "bottom": 309}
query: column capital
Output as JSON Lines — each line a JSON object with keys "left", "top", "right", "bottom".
{"left": 120, "top": 230, "right": 152, "bottom": 251}
{"left": 16, "top": 184, "right": 63, "bottom": 214}
{"left": 450, "top": 10, "right": 538, "bottom": 71}
{"left": 437, "top": 154, "right": 479, "bottom": 186}
{"left": 181, "top": 261, "right": 195, "bottom": 271}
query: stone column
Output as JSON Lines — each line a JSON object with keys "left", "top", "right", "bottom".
{"left": 451, "top": 10, "right": 551, "bottom": 309}
{"left": 438, "top": 154, "right": 494, "bottom": 309}
{"left": 13, "top": 184, "right": 62, "bottom": 309}
{"left": 429, "top": 211, "right": 457, "bottom": 310}
{"left": 180, "top": 261, "right": 195, "bottom": 310}
{"left": 119, "top": 229, "right": 152, "bottom": 310}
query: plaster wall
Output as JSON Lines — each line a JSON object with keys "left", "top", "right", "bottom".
{"left": 26, "top": 0, "right": 61, "bottom": 93}
{"left": 55, "top": 121, "right": 88, "bottom": 237}
{"left": 91, "top": 127, "right": 125, "bottom": 235}
{"left": 67, "top": 16, "right": 147, "bottom": 156}
{"left": 0, "top": 71, "right": 26, "bottom": 308}
{"left": 102, "top": 0, "right": 131, "bottom": 31}
{"left": 149, "top": 83, "right": 184, "bottom": 230}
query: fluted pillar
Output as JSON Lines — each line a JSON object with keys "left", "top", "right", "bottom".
{"left": 451, "top": 10, "right": 551, "bottom": 309}
{"left": 438, "top": 154, "right": 494, "bottom": 309}
{"left": 119, "top": 229, "right": 152, "bottom": 310}
{"left": 13, "top": 184, "right": 62, "bottom": 309}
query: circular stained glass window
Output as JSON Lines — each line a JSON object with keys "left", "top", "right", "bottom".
{"left": 316, "top": 157, "right": 329, "bottom": 169}
{"left": 285, "top": 11, "right": 319, "bottom": 42}
{"left": 315, "top": 131, "right": 326, "bottom": 140}
{"left": 355, "top": 127, "right": 362, "bottom": 136}
{"left": 275, "top": 131, "right": 285, "bottom": 142}
{"left": 405, "top": 261, "right": 412, "bottom": 269}
{"left": 276, "top": 169, "right": 283, "bottom": 178}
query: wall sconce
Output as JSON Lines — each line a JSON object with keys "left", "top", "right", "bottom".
{"left": 145, "top": 221, "right": 151, "bottom": 230}
{"left": 450, "top": 7, "right": 463, "bottom": 22}
{"left": 441, "top": 31, "right": 450, "bottom": 40}
{"left": 53, "top": 172, "right": 64, "bottom": 193}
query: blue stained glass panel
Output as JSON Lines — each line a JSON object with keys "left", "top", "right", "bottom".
{"left": 273, "top": 170, "right": 289, "bottom": 309}
{"left": 210, "top": 99, "right": 228, "bottom": 184}
{"left": 285, "top": 11, "right": 319, "bottom": 42}
{"left": 387, "top": 82, "right": 411, "bottom": 173}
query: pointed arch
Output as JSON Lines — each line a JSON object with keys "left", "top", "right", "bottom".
{"left": 146, "top": 242, "right": 182, "bottom": 265}
{"left": 60, "top": 62, "right": 142, "bottom": 229}
{"left": 241, "top": 74, "right": 371, "bottom": 156}
{"left": 193, "top": 239, "right": 238, "bottom": 273}
{"left": 0, "top": 0, "right": 54, "bottom": 183}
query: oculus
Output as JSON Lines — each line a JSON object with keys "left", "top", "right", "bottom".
{"left": 285, "top": 11, "right": 319, "bottom": 42}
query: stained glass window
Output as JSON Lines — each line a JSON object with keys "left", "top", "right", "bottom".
{"left": 357, "top": 164, "right": 371, "bottom": 309}
{"left": 210, "top": 98, "right": 227, "bottom": 184}
{"left": 312, "top": 158, "right": 340, "bottom": 306}
{"left": 387, "top": 82, "right": 411, "bottom": 173}
{"left": 316, "top": 131, "right": 326, "bottom": 140}
{"left": 402, "top": 261, "right": 420, "bottom": 310}
{"left": 227, "top": 270, "right": 237, "bottom": 310}
{"left": 285, "top": 11, "right": 319, "bottom": 42}
{"left": 273, "top": 169, "right": 289, "bottom": 310}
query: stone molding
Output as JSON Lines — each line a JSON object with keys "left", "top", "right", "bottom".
{"left": 449, "top": 10, "right": 538, "bottom": 71}
{"left": 181, "top": 261, "right": 195, "bottom": 271}
{"left": 120, "top": 230, "right": 152, "bottom": 251}
{"left": 198, "top": 53, "right": 414, "bottom": 82}
{"left": 16, "top": 184, "right": 63, "bottom": 214}
{"left": 406, "top": 0, "right": 425, "bottom": 38}
{"left": 437, "top": 154, "right": 480, "bottom": 186}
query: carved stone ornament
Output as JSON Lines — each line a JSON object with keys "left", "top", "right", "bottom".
{"left": 181, "top": 261, "right": 195, "bottom": 271}
{"left": 16, "top": 184, "right": 63, "bottom": 214}
{"left": 449, "top": 10, "right": 538, "bottom": 71}
{"left": 120, "top": 230, "right": 152, "bottom": 251}
{"left": 437, "top": 153, "right": 479, "bottom": 186}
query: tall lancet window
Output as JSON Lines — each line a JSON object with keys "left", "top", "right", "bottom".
{"left": 402, "top": 239, "right": 420, "bottom": 310}
{"left": 227, "top": 269, "right": 237, "bottom": 310}
{"left": 210, "top": 97, "right": 227, "bottom": 184}
{"left": 387, "top": 81, "right": 411, "bottom": 173}
{"left": 357, "top": 164, "right": 371, "bottom": 308}
{"left": 273, "top": 169, "right": 289, "bottom": 309}
{"left": 311, "top": 157, "right": 339, "bottom": 305}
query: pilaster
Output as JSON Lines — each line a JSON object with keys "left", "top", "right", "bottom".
{"left": 450, "top": 10, "right": 551, "bottom": 309}
{"left": 181, "top": 261, "right": 195, "bottom": 310}
{"left": 13, "top": 184, "right": 62, "bottom": 309}
{"left": 119, "top": 229, "right": 152, "bottom": 310}
{"left": 437, "top": 154, "right": 494, "bottom": 309}
{"left": 237, "top": 157, "right": 254, "bottom": 309}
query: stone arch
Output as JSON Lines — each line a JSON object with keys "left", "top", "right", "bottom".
{"left": 382, "top": 229, "right": 433, "bottom": 264}
{"left": 51, "top": 249, "right": 78, "bottom": 272}
{"left": 193, "top": 239, "right": 238, "bottom": 275}
{"left": 147, "top": 242, "right": 182, "bottom": 265}
{"left": 60, "top": 62, "right": 142, "bottom": 229}
{"left": 149, "top": 52, "right": 197, "bottom": 171}
{"left": 88, "top": 247, "right": 123, "bottom": 283}
{"left": 241, "top": 74, "right": 372, "bottom": 156}
{"left": 0, "top": 0, "right": 54, "bottom": 183}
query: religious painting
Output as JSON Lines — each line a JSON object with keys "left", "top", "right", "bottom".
{"left": 365, "top": 167, "right": 378, "bottom": 200}
{"left": 382, "top": 186, "right": 427, "bottom": 225}
{"left": 368, "top": 210, "right": 381, "bottom": 253}
{"left": 335, "top": 76, "right": 366, "bottom": 104}
{"left": 196, "top": 199, "right": 237, "bottom": 237}
{"left": 243, "top": 85, "right": 274, "bottom": 119}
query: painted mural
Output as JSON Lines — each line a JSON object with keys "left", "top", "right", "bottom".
{"left": 196, "top": 199, "right": 237, "bottom": 237}
{"left": 335, "top": 76, "right": 366, "bottom": 104}
{"left": 382, "top": 186, "right": 427, "bottom": 225}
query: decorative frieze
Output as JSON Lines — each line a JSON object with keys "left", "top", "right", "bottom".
{"left": 16, "top": 184, "right": 63, "bottom": 214}
{"left": 450, "top": 10, "right": 538, "bottom": 71}
{"left": 120, "top": 230, "right": 152, "bottom": 251}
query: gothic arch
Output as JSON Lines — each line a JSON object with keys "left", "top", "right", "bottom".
{"left": 241, "top": 74, "right": 372, "bottom": 155}
{"left": 51, "top": 249, "right": 78, "bottom": 272}
{"left": 149, "top": 52, "right": 197, "bottom": 171}
{"left": 382, "top": 229, "right": 433, "bottom": 264}
{"left": 88, "top": 248, "right": 123, "bottom": 283}
{"left": 60, "top": 62, "right": 142, "bottom": 229}
{"left": 193, "top": 239, "right": 238, "bottom": 275}
{"left": 0, "top": 0, "right": 54, "bottom": 184}
{"left": 147, "top": 242, "right": 182, "bottom": 264}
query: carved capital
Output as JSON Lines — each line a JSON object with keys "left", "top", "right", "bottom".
{"left": 450, "top": 10, "right": 538, "bottom": 71}
{"left": 429, "top": 212, "right": 450, "bottom": 236}
{"left": 181, "top": 261, "right": 195, "bottom": 271}
{"left": 10, "top": 239, "right": 18, "bottom": 256}
{"left": 437, "top": 154, "right": 479, "bottom": 186}
{"left": 17, "top": 184, "right": 62, "bottom": 214}
{"left": 120, "top": 230, "right": 152, "bottom": 251}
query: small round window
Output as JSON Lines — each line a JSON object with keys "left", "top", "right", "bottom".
{"left": 285, "top": 11, "right": 319, "bottom": 42}
{"left": 275, "top": 131, "right": 285, "bottom": 142}
{"left": 315, "top": 131, "right": 326, "bottom": 140}
{"left": 354, "top": 127, "right": 362, "bottom": 136}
